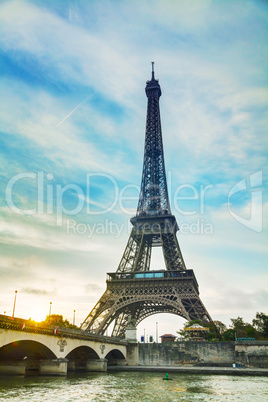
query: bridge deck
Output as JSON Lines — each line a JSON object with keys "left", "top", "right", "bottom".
{"left": 0, "top": 315, "right": 126, "bottom": 345}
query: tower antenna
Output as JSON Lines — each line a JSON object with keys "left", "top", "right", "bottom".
{"left": 151, "top": 61, "right": 155, "bottom": 79}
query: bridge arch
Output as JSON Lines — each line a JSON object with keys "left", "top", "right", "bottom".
{"left": 0, "top": 340, "right": 56, "bottom": 361}
{"left": 65, "top": 345, "right": 99, "bottom": 371}
{"left": 0, "top": 340, "right": 57, "bottom": 374}
{"left": 105, "top": 348, "right": 127, "bottom": 366}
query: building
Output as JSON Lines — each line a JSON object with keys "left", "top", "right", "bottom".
{"left": 160, "top": 334, "right": 176, "bottom": 343}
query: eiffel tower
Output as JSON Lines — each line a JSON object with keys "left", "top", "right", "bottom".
{"left": 81, "top": 64, "right": 213, "bottom": 337}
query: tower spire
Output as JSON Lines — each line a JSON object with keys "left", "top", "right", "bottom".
{"left": 151, "top": 61, "right": 155, "bottom": 80}
{"left": 139, "top": 64, "right": 167, "bottom": 215}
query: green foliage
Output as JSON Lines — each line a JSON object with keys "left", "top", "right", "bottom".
{"left": 230, "top": 316, "right": 250, "bottom": 330}
{"left": 203, "top": 321, "right": 218, "bottom": 340}
{"left": 222, "top": 314, "right": 267, "bottom": 340}
{"left": 178, "top": 312, "right": 268, "bottom": 342}
{"left": 222, "top": 329, "right": 236, "bottom": 341}
{"left": 228, "top": 316, "right": 257, "bottom": 339}
{"left": 252, "top": 312, "right": 268, "bottom": 338}
{"left": 245, "top": 326, "right": 258, "bottom": 338}
{"left": 40, "top": 314, "right": 78, "bottom": 329}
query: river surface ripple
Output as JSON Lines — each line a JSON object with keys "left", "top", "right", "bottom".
{"left": 0, "top": 371, "right": 267, "bottom": 401}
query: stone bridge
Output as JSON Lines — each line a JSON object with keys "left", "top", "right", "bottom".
{"left": 0, "top": 315, "right": 138, "bottom": 375}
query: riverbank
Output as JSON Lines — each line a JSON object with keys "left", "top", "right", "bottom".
{"left": 137, "top": 341, "right": 268, "bottom": 368}
{"left": 108, "top": 365, "right": 268, "bottom": 376}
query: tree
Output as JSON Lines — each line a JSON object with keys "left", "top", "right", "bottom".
{"left": 229, "top": 316, "right": 258, "bottom": 339}
{"left": 222, "top": 329, "right": 236, "bottom": 341}
{"left": 40, "top": 314, "right": 78, "bottom": 329}
{"left": 230, "top": 316, "right": 249, "bottom": 330}
{"left": 252, "top": 312, "right": 268, "bottom": 338}
{"left": 245, "top": 326, "right": 258, "bottom": 338}
{"left": 213, "top": 320, "right": 227, "bottom": 335}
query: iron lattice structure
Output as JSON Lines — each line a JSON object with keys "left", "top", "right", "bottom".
{"left": 81, "top": 65, "right": 213, "bottom": 337}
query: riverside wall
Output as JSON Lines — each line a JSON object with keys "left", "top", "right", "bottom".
{"left": 235, "top": 341, "right": 268, "bottom": 368}
{"left": 138, "top": 341, "right": 268, "bottom": 368}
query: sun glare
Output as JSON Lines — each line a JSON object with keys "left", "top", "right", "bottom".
{"left": 29, "top": 309, "right": 46, "bottom": 323}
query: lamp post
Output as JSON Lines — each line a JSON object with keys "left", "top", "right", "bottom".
{"left": 156, "top": 322, "right": 158, "bottom": 343}
{"left": 49, "top": 302, "right": 52, "bottom": 322}
{"left": 73, "top": 310, "right": 76, "bottom": 326}
{"left": 144, "top": 328, "right": 146, "bottom": 343}
{"left": 12, "top": 290, "right": 18, "bottom": 317}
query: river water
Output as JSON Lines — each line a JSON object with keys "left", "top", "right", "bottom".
{"left": 0, "top": 371, "right": 267, "bottom": 401}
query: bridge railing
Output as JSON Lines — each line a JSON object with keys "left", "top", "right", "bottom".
{"left": 0, "top": 315, "right": 127, "bottom": 344}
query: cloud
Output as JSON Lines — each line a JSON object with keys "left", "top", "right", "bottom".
{"left": 0, "top": 207, "right": 113, "bottom": 253}
{"left": 21, "top": 287, "right": 56, "bottom": 296}
{"left": 0, "top": 0, "right": 267, "bottom": 332}
{"left": 0, "top": 0, "right": 139, "bottom": 104}
{"left": 0, "top": 0, "right": 266, "bottom": 188}
{"left": 206, "top": 287, "right": 268, "bottom": 324}
{"left": 85, "top": 283, "right": 102, "bottom": 295}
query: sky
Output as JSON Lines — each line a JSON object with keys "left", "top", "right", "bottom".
{"left": 0, "top": 0, "right": 267, "bottom": 341}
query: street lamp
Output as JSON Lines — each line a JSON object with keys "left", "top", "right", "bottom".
{"left": 156, "top": 322, "right": 158, "bottom": 343}
{"left": 12, "top": 290, "right": 18, "bottom": 317}
{"left": 49, "top": 302, "right": 52, "bottom": 320}
{"left": 73, "top": 310, "right": 76, "bottom": 326}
